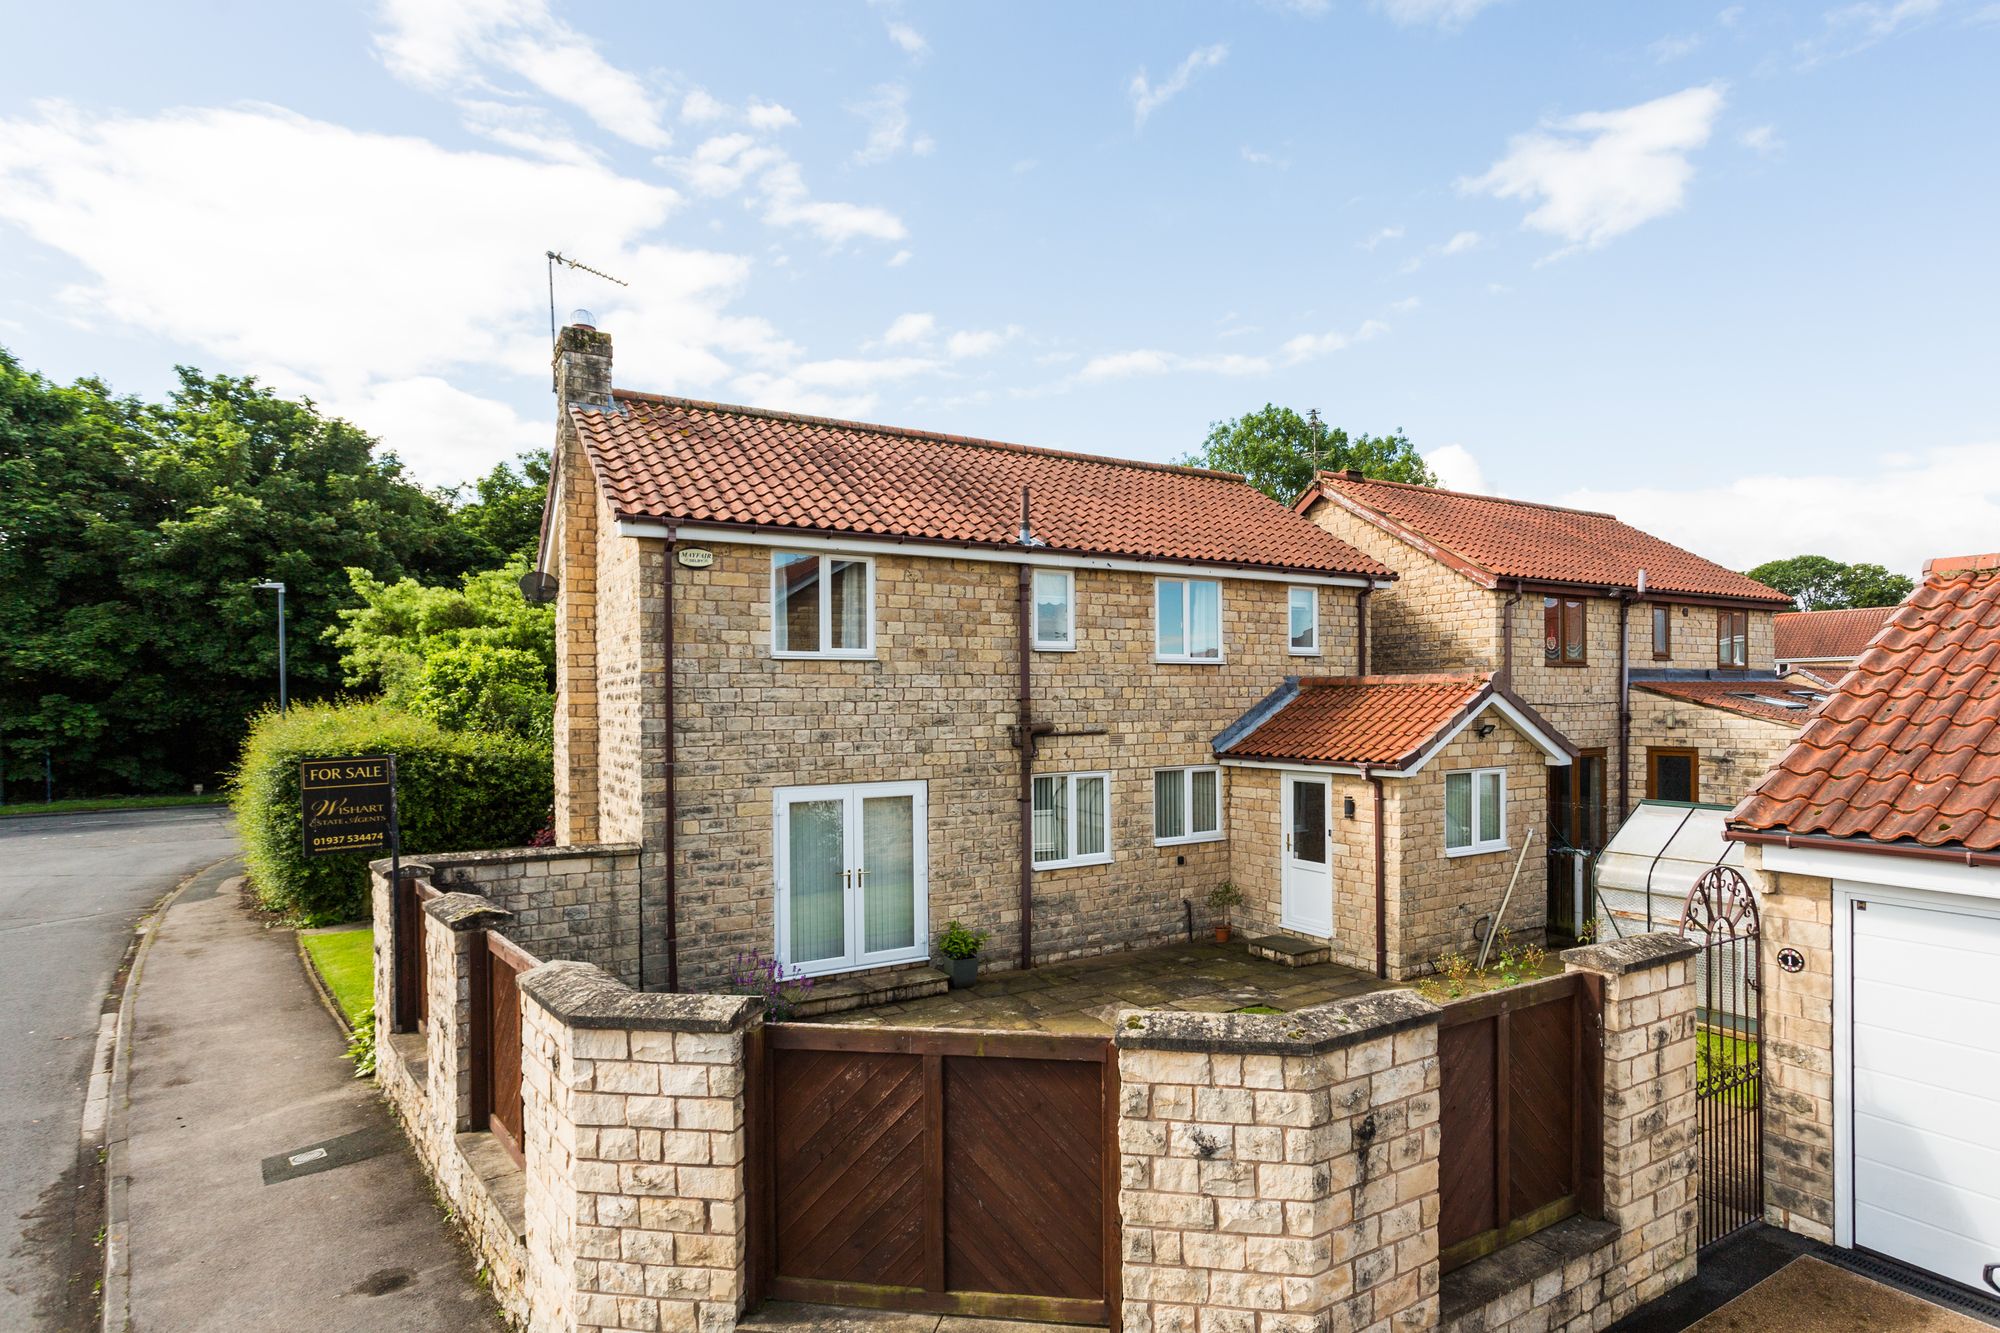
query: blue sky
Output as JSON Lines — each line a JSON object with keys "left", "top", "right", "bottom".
{"left": 2, "top": 1, "right": 1995, "bottom": 574}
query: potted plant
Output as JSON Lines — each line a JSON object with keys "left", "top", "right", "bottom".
{"left": 1208, "top": 881, "right": 1243, "bottom": 943}
{"left": 937, "top": 920, "right": 988, "bottom": 989}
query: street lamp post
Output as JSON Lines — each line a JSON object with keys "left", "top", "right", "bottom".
{"left": 254, "top": 581, "right": 288, "bottom": 714}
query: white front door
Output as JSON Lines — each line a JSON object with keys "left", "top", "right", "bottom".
{"left": 1846, "top": 890, "right": 2000, "bottom": 1289}
{"left": 1280, "top": 773, "right": 1333, "bottom": 938}
{"left": 775, "top": 781, "right": 928, "bottom": 978}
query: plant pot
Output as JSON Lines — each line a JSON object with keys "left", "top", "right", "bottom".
{"left": 1214, "top": 925, "right": 1232, "bottom": 944}
{"left": 946, "top": 956, "right": 979, "bottom": 989}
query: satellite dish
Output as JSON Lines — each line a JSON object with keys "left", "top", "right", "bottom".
{"left": 518, "top": 570, "right": 559, "bottom": 605}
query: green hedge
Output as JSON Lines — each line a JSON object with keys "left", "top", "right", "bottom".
{"left": 231, "top": 701, "right": 552, "bottom": 924}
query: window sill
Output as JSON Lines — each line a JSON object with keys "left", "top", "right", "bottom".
{"left": 1033, "top": 854, "right": 1114, "bottom": 872}
{"left": 1032, "top": 643, "right": 1079, "bottom": 653}
{"left": 1542, "top": 659, "right": 1591, "bottom": 668}
{"left": 1154, "top": 657, "right": 1226, "bottom": 666}
{"left": 771, "top": 651, "right": 878, "bottom": 661}
{"left": 1155, "top": 833, "right": 1225, "bottom": 848}
{"left": 1288, "top": 648, "right": 1321, "bottom": 658}
{"left": 1445, "top": 842, "right": 1509, "bottom": 859}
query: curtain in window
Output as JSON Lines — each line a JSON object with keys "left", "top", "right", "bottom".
{"left": 1074, "top": 775, "right": 1107, "bottom": 857}
{"left": 1189, "top": 581, "right": 1221, "bottom": 658}
{"left": 1563, "top": 602, "right": 1585, "bottom": 661}
{"left": 1191, "top": 768, "right": 1219, "bottom": 835}
{"left": 1156, "top": 581, "right": 1185, "bottom": 657}
{"left": 861, "top": 795, "right": 915, "bottom": 954}
{"left": 1032, "top": 776, "right": 1066, "bottom": 863}
{"left": 775, "top": 553, "right": 819, "bottom": 653}
{"left": 1154, "top": 770, "right": 1185, "bottom": 840}
{"left": 1478, "top": 772, "right": 1503, "bottom": 843}
{"left": 1445, "top": 772, "right": 1472, "bottom": 849}
{"left": 788, "top": 798, "right": 845, "bottom": 963}
{"left": 1034, "top": 571, "right": 1070, "bottom": 645}
{"left": 829, "top": 559, "right": 867, "bottom": 651}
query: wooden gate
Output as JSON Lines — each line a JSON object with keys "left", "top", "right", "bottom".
{"left": 749, "top": 1026, "right": 1118, "bottom": 1326}
{"left": 471, "top": 930, "right": 540, "bottom": 1167}
{"left": 1679, "top": 866, "right": 1763, "bottom": 1249}
{"left": 1438, "top": 973, "right": 1603, "bottom": 1271}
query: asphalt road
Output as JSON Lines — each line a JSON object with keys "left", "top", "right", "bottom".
{"left": 0, "top": 804, "right": 238, "bottom": 1329}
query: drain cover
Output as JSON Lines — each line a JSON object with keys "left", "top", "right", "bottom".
{"left": 259, "top": 1126, "right": 393, "bottom": 1185}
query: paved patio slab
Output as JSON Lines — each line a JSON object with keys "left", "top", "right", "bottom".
{"left": 803, "top": 941, "right": 1395, "bottom": 1033}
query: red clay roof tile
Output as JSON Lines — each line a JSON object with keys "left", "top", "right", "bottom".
{"left": 570, "top": 394, "right": 1393, "bottom": 579}
{"left": 1773, "top": 607, "right": 1897, "bottom": 663}
{"left": 1731, "top": 561, "right": 2000, "bottom": 851}
{"left": 1221, "top": 674, "right": 1493, "bottom": 767}
{"left": 1306, "top": 472, "right": 1790, "bottom": 605}
{"left": 1631, "top": 678, "right": 1823, "bottom": 726}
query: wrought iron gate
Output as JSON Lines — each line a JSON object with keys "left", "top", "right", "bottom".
{"left": 1679, "top": 866, "right": 1763, "bottom": 1249}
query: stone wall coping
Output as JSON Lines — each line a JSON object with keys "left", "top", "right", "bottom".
{"left": 1115, "top": 987, "right": 1439, "bottom": 1055}
{"left": 368, "top": 842, "right": 642, "bottom": 875}
{"left": 422, "top": 892, "right": 515, "bottom": 932}
{"left": 519, "top": 959, "right": 764, "bottom": 1033}
{"left": 1562, "top": 930, "right": 1699, "bottom": 975}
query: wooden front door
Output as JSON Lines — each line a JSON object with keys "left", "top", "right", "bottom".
{"left": 751, "top": 1026, "right": 1118, "bottom": 1326}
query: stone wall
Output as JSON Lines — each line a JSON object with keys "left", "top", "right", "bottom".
{"left": 406, "top": 845, "right": 645, "bottom": 987}
{"left": 660, "top": 539, "right": 1365, "bottom": 990}
{"left": 1741, "top": 847, "right": 1836, "bottom": 1241}
{"left": 1302, "top": 498, "right": 1499, "bottom": 674}
{"left": 552, "top": 325, "right": 613, "bottom": 846}
{"left": 1224, "top": 765, "right": 1381, "bottom": 974}
{"left": 1116, "top": 991, "right": 1445, "bottom": 1333}
{"left": 1626, "top": 690, "right": 1800, "bottom": 815}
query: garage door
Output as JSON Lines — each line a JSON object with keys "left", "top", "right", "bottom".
{"left": 1851, "top": 894, "right": 2000, "bottom": 1291}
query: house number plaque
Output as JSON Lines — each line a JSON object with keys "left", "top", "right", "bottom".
{"left": 677, "top": 547, "right": 715, "bottom": 568}
{"left": 1776, "top": 947, "right": 1805, "bottom": 974}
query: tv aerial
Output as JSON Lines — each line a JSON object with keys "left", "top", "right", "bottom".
{"left": 546, "top": 250, "right": 630, "bottom": 389}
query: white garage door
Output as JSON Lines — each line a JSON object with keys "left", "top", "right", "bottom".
{"left": 1850, "top": 894, "right": 2000, "bottom": 1291}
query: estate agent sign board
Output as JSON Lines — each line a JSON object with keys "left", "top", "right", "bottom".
{"left": 301, "top": 755, "right": 399, "bottom": 857}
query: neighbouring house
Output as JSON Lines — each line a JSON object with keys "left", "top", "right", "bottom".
{"left": 1772, "top": 604, "right": 1897, "bottom": 685}
{"left": 1293, "top": 469, "right": 1800, "bottom": 936}
{"left": 1729, "top": 553, "right": 2000, "bottom": 1292}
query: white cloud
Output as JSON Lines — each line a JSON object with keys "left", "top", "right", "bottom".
{"left": 661, "top": 133, "right": 908, "bottom": 244}
{"left": 850, "top": 84, "right": 932, "bottom": 164}
{"left": 885, "top": 21, "right": 929, "bottom": 58}
{"left": 1797, "top": 0, "right": 1943, "bottom": 65}
{"left": 1373, "top": 0, "right": 1506, "bottom": 30}
{"left": 373, "top": 0, "right": 673, "bottom": 149}
{"left": 0, "top": 101, "right": 804, "bottom": 482}
{"left": 1739, "top": 124, "right": 1783, "bottom": 155}
{"left": 1127, "top": 44, "right": 1228, "bottom": 128}
{"left": 1462, "top": 84, "right": 1725, "bottom": 249}
{"left": 1650, "top": 32, "right": 1704, "bottom": 62}
{"left": 790, "top": 356, "right": 940, "bottom": 388}
{"left": 1241, "top": 145, "right": 1288, "bottom": 168}
{"left": 455, "top": 98, "right": 598, "bottom": 164}
{"left": 882, "top": 312, "right": 936, "bottom": 345}
{"left": 947, "top": 326, "right": 1021, "bottom": 359}
{"left": 746, "top": 100, "right": 798, "bottom": 130}
{"left": 669, "top": 133, "right": 775, "bottom": 196}
{"left": 1360, "top": 225, "right": 1405, "bottom": 250}
{"left": 681, "top": 89, "right": 727, "bottom": 123}
{"left": 1076, "top": 348, "right": 1271, "bottom": 381}
{"left": 1439, "top": 229, "right": 1482, "bottom": 255}
{"left": 1559, "top": 441, "right": 2000, "bottom": 574}
{"left": 1424, "top": 443, "right": 1486, "bottom": 493}
{"left": 1281, "top": 318, "right": 1388, "bottom": 365}
{"left": 1389, "top": 296, "right": 1422, "bottom": 312}
{"left": 332, "top": 374, "right": 546, "bottom": 481}
{"left": 887, "top": 248, "right": 913, "bottom": 267}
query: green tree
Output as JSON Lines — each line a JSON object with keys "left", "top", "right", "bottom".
{"left": 329, "top": 562, "right": 555, "bottom": 744}
{"left": 1745, "top": 555, "right": 1915, "bottom": 610}
{"left": 1179, "top": 405, "right": 1438, "bottom": 503}
{"left": 0, "top": 350, "right": 492, "bottom": 798}
{"left": 443, "top": 451, "right": 551, "bottom": 566}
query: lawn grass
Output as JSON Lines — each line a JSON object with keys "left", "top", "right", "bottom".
{"left": 1698, "top": 1029, "right": 1760, "bottom": 1107}
{"left": 301, "top": 925, "right": 374, "bottom": 1027}
{"left": 0, "top": 793, "right": 228, "bottom": 819}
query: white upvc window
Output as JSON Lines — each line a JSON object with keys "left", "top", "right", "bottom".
{"left": 1031, "top": 772, "right": 1112, "bottom": 869}
{"left": 1154, "top": 766, "right": 1223, "bottom": 845}
{"left": 774, "top": 780, "right": 928, "bottom": 977}
{"left": 1444, "top": 768, "right": 1507, "bottom": 856}
{"left": 1288, "top": 586, "right": 1320, "bottom": 656}
{"left": 1032, "top": 569, "right": 1076, "bottom": 651}
{"left": 1155, "top": 578, "right": 1223, "bottom": 663}
{"left": 772, "top": 551, "right": 874, "bottom": 658}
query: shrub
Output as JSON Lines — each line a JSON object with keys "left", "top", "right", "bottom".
{"left": 937, "top": 920, "right": 988, "bottom": 960}
{"left": 231, "top": 700, "right": 552, "bottom": 924}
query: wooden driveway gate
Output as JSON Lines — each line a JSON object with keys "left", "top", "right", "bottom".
{"left": 749, "top": 1026, "right": 1119, "bottom": 1326}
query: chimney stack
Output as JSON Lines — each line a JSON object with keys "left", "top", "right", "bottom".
{"left": 555, "top": 319, "right": 614, "bottom": 412}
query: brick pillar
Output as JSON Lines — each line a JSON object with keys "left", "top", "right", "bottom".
{"left": 421, "top": 892, "right": 515, "bottom": 1137}
{"left": 518, "top": 960, "right": 760, "bottom": 1333}
{"left": 1116, "top": 990, "right": 1443, "bottom": 1333}
{"left": 553, "top": 322, "right": 614, "bottom": 847}
{"left": 1563, "top": 933, "right": 1700, "bottom": 1321}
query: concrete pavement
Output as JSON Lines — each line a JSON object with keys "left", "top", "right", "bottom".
{"left": 0, "top": 804, "right": 237, "bottom": 1332}
{"left": 121, "top": 868, "right": 502, "bottom": 1331}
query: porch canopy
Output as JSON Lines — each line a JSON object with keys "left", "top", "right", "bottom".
{"left": 1593, "top": 800, "right": 1743, "bottom": 932}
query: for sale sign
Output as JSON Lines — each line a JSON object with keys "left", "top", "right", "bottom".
{"left": 300, "top": 756, "right": 397, "bottom": 856}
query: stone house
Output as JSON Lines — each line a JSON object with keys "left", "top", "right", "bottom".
{"left": 1727, "top": 552, "right": 2000, "bottom": 1293}
{"left": 536, "top": 322, "right": 1586, "bottom": 998}
{"left": 1293, "top": 470, "right": 1802, "bottom": 933}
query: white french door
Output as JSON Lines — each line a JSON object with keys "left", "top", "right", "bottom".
{"left": 1281, "top": 773, "right": 1334, "bottom": 938}
{"left": 775, "top": 781, "right": 928, "bottom": 977}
